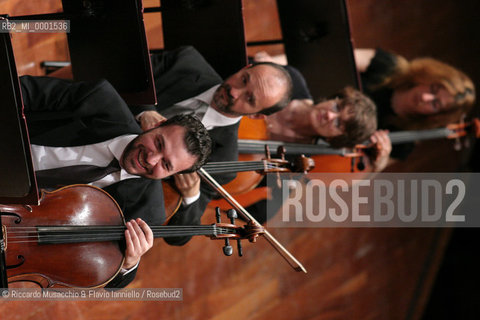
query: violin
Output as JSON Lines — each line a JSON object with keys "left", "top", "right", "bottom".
{"left": 0, "top": 185, "right": 264, "bottom": 288}
{"left": 338, "top": 116, "right": 480, "bottom": 171}
{"left": 237, "top": 116, "right": 480, "bottom": 173}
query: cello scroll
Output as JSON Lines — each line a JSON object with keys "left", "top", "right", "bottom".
{"left": 211, "top": 207, "right": 265, "bottom": 257}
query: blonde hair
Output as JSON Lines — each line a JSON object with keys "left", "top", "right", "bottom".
{"left": 382, "top": 56, "right": 475, "bottom": 129}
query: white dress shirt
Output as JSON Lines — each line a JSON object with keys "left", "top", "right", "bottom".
{"left": 138, "top": 85, "right": 242, "bottom": 130}
{"left": 31, "top": 135, "right": 139, "bottom": 188}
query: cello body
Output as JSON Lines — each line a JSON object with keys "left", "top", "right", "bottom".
{"left": 0, "top": 185, "right": 265, "bottom": 288}
{"left": 1, "top": 185, "right": 125, "bottom": 288}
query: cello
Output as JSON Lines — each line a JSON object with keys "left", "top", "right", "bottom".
{"left": 0, "top": 185, "right": 264, "bottom": 288}
{"left": 208, "top": 116, "right": 363, "bottom": 210}
{"left": 161, "top": 153, "right": 315, "bottom": 220}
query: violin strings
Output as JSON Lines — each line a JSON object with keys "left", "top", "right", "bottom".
{"left": 387, "top": 128, "right": 451, "bottom": 144}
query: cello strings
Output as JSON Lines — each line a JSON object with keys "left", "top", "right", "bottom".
{"left": 203, "top": 161, "right": 283, "bottom": 173}
{"left": 6, "top": 226, "right": 232, "bottom": 232}
{"left": 204, "top": 160, "right": 278, "bottom": 167}
{"left": 205, "top": 165, "right": 280, "bottom": 173}
{"left": 6, "top": 228, "right": 231, "bottom": 235}
{"left": 206, "top": 167, "right": 284, "bottom": 174}
{"left": 5, "top": 225, "right": 238, "bottom": 243}
{"left": 7, "top": 233, "right": 235, "bottom": 243}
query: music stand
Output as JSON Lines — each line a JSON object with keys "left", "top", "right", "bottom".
{"left": 160, "top": 0, "right": 247, "bottom": 79}
{"left": 61, "top": 0, "right": 156, "bottom": 105}
{"left": 276, "top": 0, "right": 360, "bottom": 98}
{"left": 0, "top": 30, "right": 40, "bottom": 289}
{"left": 0, "top": 33, "right": 38, "bottom": 205}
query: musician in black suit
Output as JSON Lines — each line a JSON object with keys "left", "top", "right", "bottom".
{"left": 129, "top": 46, "right": 293, "bottom": 245}
{"left": 21, "top": 75, "right": 212, "bottom": 288}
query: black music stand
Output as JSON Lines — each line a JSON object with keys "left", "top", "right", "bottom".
{"left": 0, "top": 33, "right": 38, "bottom": 205}
{"left": 275, "top": 0, "right": 360, "bottom": 98}
{"left": 159, "top": 0, "right": 247, "bottom": 79}
{"left": 0, "top": 31, "right": 40, "bottom": 289}
{"left": 61, "top": 0, "right": 156, "bottom": 105}
{"left": 9, "top": 0, "right": 157, "bottom": 106}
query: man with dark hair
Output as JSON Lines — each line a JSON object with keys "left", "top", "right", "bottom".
{"left": 126, "top": 46, "right": 293, "bottom": 246}
{"left": 162, "top": 115, "right": 213, "bottom": 172}
{"left": 131, "top": 47, "right": 293, "bottom": 130}
{"left": 22, "top": 75, "right": 212, "bottom": 288}
{"left": 119, "top": 114, "right": 212, "bottom": 177}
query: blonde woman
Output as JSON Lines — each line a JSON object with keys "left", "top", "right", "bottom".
{"left": 356, "top": 48, "right": 475, "bottom": 170}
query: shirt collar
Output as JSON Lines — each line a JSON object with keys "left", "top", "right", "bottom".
{"left": 195, "top": 85, "right": 219, "bottom": 105}
{"left": 199, "top": 85, "right": 242, "bottom": 130}
{"left": 107, "top": 134, "right": 139, "bottom": 180}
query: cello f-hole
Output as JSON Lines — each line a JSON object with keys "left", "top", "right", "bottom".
{"left": 0, "top": 212, "right": 22, "bottom": 224}
{"left": 6, "top": 255, "right": 25, "bottom": 269}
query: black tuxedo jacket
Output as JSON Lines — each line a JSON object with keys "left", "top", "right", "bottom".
{"left": 131, "top": 46, "right": 240, "bottom": 246}
{"left": 21, "top": 75, "right": 165, "bottom": 288}
{"left": 130, "top": 46, "right": 222, "bottom": 116}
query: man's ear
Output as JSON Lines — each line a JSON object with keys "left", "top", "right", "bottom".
{"left": 242, "top": 63, "right": 253, "bottom": 70}
{"left": 154, "top": 118, "right": 168, "bottom": 128}
{"left": 247, "top": 114, "right": 267, "bottom": 120}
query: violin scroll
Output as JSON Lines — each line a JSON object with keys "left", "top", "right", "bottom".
{"left": 472, "top": 118, "right": 480, "bottom": 138}
{"left": 446, "top": 117, "right": 480, "bottom": 139}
